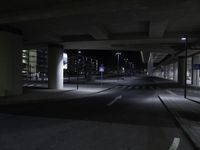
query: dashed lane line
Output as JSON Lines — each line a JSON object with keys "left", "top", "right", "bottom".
{"left": 169, "top": 137, "right": 180, "bottom": 150}
{"left": 107, "top": 95, "right": 122, "bottom": 106}
{"left": 128, "top": 86, "right": 132, "bottom": 90}
{"left": 165, "top": 89, "right": 178, "bottom": 96}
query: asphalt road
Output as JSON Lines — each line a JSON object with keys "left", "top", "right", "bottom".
{"left": 0, "top": 77, "right": 195, "bottom": 150}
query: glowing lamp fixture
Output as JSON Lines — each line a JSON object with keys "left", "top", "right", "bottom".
{"left": 116, "top": 52, "right": 121, "bottom": 56}
{"left": 181, "top": 37, "right": 187, "bottom": 41}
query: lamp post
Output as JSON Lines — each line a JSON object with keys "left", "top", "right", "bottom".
{"left": 181, "top": 37, "right": 188, "bottom": 98}
{"left": 116, "top": 52, "right": 121, "bottom": 80}
{"left": 77, "top": 51, "right": 81, "bottom": 90}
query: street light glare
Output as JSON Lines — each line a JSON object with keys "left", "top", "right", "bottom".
{"left": 116, "top": 52, "right": 121, "bottom": 55}
{"left": 181, "top": 37, "right": 187, "bottom": 41}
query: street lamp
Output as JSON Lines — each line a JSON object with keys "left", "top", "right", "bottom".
{"left": 77, "top": 51, "right": 81, "bottom": 90}
{"left": 181, "top": 37, "right": 188, "bottom": 98}
{"left": 116, "top": 52, "right": 121, "bottom": 80}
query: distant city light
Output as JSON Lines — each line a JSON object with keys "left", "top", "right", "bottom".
{"left": 63, "top": 53, "right": 68, "bottom": 69}
{"left": 124, "top": 58, "right": 128, "bottom": 62}
{"left": 181, "top": 37, "right": 187, "bottom": 41}
{"left": 22, "top": 59, "right": 27, "bottom": 63}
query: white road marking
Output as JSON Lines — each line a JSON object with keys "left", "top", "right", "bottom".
{"left": 121, "top": 86, "right": 127, "bottom": 89}
{"left": 169, "top": 137, "right": 180, "bottom": 150}
{"left": 135, "top": 86, "right": 139, "bottom": 89}
{"left": 107, "top": 95, "right": 122, "bottom": 106}
{"left": 166, "top": 89, "right": 178, "bottom": 96}
{"left": 128, "top": 86, "right": 132, "bottom": 90}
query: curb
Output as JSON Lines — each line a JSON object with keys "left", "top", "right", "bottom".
{"left": 0, "top": 86, "right": 117, "bottom": 106}
{"left": 186, "top": 98, "right": 200, "bottom": 105}
{"left": 94, "top": 85, "right": 117, "bottom": 94}
{"left": 158, "top": 95, "right": 200, "bottom": 150}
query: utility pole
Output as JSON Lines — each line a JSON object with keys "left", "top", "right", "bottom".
{"left": 116, "top": 52, "right": 121, "bottom": 81}
{"left": 181, "top": 37, "right": 188, "bottom": 98}
{"left": 77, "top": 51, "right": 81, "bottom": 90}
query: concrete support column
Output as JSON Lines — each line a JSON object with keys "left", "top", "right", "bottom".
{"left": 48, "top": 44, "right": 63, "bottom": 89}
{"left": 173, "top": 62, "right": 178, "bottom": 82}
{"left": 159, "top": 69, "right": 162, "bottom": 78}
{"left": 0, "top": 31, "right": 23, "bottom": 96}
{"left": 192, "top": 54, "right": 200, "bottom": 86}
{"left": 147, "top": 53, "right": 153, "bottom": 76}
{"left": 178, "top": 57, "right": 185, "bottom": 85}
{"left": 161, "top": 66, "right": 164, "bottom": 78}
{"left": 166, "top": 65, "right": 169, "bottom": 79}
{"left": 164, "top": 66, "right": 167, "bottom": 79}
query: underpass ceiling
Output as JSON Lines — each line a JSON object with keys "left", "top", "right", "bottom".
{"left": 152, "top": 52, "right": 168, "bottom": 63}
{"left": 176, "top": 49, "right": 200, "bottom": 57}
{"left": 0, "top": 0, "right": 199, "bottom": 55}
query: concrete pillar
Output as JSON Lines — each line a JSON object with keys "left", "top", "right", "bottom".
{"left": 147, "top": 53, "right": 153, "bottom": 76}
{"left": 173, "top": 62, "right": 178, "bottom": 82}
{"left": 48, "top": 44, "right": 63, "bottom": 89}
{"left": 166, "top": 65, "right": 170, "bottom": 79}
{"left": 0, "top": 31, "right": 23, "bottom": 96}
{"left": 192, "top": 54, "right": 200, "bottom": 86}
{"left": 164, "top": 66, "right": 167, "bottom": 79}
{"left": 178, "top": 57, "right": 186, "bottom": 85}
{"left": 161, "top": 66, "right": 165, "bottom": 78}
{"left": 159, "top": 69, "right": 162, "bottom": 78}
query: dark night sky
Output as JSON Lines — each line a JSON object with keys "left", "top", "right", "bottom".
{"left": 67, "top": 50, "right": 145, "bottom": 70}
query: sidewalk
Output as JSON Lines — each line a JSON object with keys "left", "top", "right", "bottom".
{"left": 0, "top": 85, "right": 114, "bottom": 105}
{"left": 158, "top": 90, "right": 200, "bottom": 149}
{"left": 169, "top": 87, "right": 200, "bottom": 104}
{"left": 0, "top": 77, "right": 133, "bottom": 105}
{"left": 155, "top": 77, "right": 200, "bottom": 103}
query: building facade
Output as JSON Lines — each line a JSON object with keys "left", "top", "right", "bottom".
{"left": 22, "top": 50, "right": 99, "bottom": 81}
{"left": 22, "top": 49, "right": 48, "bottom": 80}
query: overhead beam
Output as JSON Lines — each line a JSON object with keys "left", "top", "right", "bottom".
{"left": 152, "top": 52, "right": 169, "bottom": 63}
{"left": 149, "top": 20, "right": 168, "bottom": 38}
{"left": 62, "top": 40, "right": 176, "bottom": 53}
{"left": 88, "top": 26, "right": 109, "bottom": 40}
{"left": 0, "top": 1, "right": 149, "bottom": 24}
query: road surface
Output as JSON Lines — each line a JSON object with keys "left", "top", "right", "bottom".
{"left": 0, "top": 77, "right": 195, "bottom": 150}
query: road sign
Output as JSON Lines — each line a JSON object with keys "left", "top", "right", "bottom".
{"left": 99, "top": 64, "right": 105, "bottom": 72}
{"left": 194, "top": 64, "right": 200, "bottom": 70}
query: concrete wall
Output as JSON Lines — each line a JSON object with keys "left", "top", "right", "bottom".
{"left": 192, "top": 54, "right": 200, "bottom": 86}
{"left": 173, "top": 62, "right": 178, "bottom": 82}
{"left": 147, "top": 53, "right": 153, "bottom": 76}
{"left": 177, "top": 57, "right": 185, "bottom": 85}
{"left": 0, "top": 31, "right": 23, "bottom": 96}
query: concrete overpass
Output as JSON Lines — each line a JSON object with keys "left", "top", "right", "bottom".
{"left": 1, "top": 0, "right": 200, "bottom": 96}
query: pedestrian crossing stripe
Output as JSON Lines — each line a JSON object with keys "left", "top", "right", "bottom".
{"left": 135, "top": 86, "right": 139, "bottom": 89}
{"left": 113, "top": 85, "right": 156, "bottom": 90}
{"left": 128, "top": 86, "right": 132, "bottom": 89}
